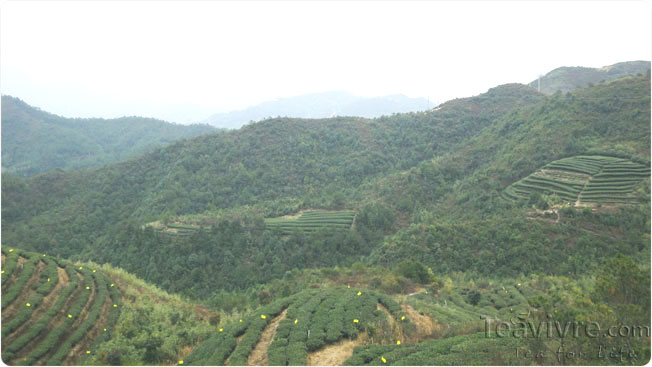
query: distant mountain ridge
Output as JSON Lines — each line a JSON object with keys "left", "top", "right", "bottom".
{"left": 1, "top": 95, "right": 216, "bottom": 176}
{"left": 201, "top": 91, "right": 432, "bottom": 129}
{"left": 529, "top": 60, "right": 650, "bottom": 94}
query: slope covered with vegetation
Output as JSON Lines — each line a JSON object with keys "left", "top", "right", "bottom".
{"left": 1, "top": 248, "right": 121, "bottom": 365}
{"left": 1, "top": 96, "right": 216, "bottom": 176}
{"left": 0, "top": 248, "right": 222, "bottom": 366}
{"left": 504, "top": 155, "right": 650, "bottom": 205}
{"left": 528, "top": 60, "right": 650, "bottom": 94}
{"left": 1, "top": 68, "right": 650, "bottom": 365}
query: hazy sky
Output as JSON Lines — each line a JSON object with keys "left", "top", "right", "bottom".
{"left": 1, "top": 1, "right": 650, "bottom": 123}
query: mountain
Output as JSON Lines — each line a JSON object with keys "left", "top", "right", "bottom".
{"left": 201, "top": 91, "right": 432, "bottom": 129}
{"left": 3, "top": 73, "right": 649, "bottom": 296}
{"left": 1, "top": 96, "right": 217, "bottom": 176}
{"left": 528, "top": 60, "right": 650, "bottom": 94}
{"left": 2, "top": 68, "right": 650, "bottom": 365}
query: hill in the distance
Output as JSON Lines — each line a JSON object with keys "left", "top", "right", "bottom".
{"left": 528, "top": 60, "right": 650, "bottom": 94}
{"left": 201, "top": 91, "right": 432, "bottom": 129}
{"left": 1, "top": 96, "right": 217, "bottom": 176}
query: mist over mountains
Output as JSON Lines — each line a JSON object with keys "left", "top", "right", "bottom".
{"left": 200, "top": 91, "right": 432, "bottom": 129}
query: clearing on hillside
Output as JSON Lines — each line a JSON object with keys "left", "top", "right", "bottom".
{"left": 0, "top": 248, "right": 121, "bottom": 366}
{"left": 264, "top": 210, "right": 356, "bottom": 235}
{"left": 503, "top": 155, "right": 650, "bottom": 205}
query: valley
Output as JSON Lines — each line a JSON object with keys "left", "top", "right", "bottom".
{"left": 1, "top": 64, "right": 650, "bottom": 365}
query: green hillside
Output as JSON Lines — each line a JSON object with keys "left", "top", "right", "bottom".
{"left": 2, "top": 75, "right": 649, "bottom": 298}
{"left": 264, "top": 210, "right": 355, "bottom": 235}
{"left": 504, "top": 155, "right": 650, "bottom": 205}
{"left": 185, "top": 286, "right": 413, "bottom": 366}
{"left": 1, "top": 96, "right": 216, "bottom": 176}
{"left": 1, "top": 68, "right": 650, "bottom": 365}
{"left": 528, "top": 60, "right": 650, "bottom": 94}
{"left": 1, "top": 247, "right": 223, "bottom": 366}
{"left": 1, "top": 248, "right": 121, "bottom": 365}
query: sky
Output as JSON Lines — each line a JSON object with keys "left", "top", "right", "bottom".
{"left": 1, "top": 1, "right": 651, "bottom": 124}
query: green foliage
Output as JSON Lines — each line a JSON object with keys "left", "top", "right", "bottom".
{"left": 1, "top": 249, "right": 19, "bottom": 283}
{"left": 506, "top": 155, "right": 650, "bottom": 205}
{"left": 1, "top": 255, "right": 40, "bottom": 308}
{"left": 23, "top": 267, "right": 92, "bottom": 364}
{"left": 1, "top": 95, "right": 215, "bottom": 176}
{"left": 265, "top": 210, "right": 355, "bottom": 235}
{"left": 1, "top": 257, "right": 58, "bottom": 337}
{"left": 46, "top": 270, "right": 108, "bottom": 365}
{"left": 394, "top": 260, "right": 434, "bottom": 284}
{"left": 2, "top": 264, "right": 78, "bottom": 361}
{"left": 187, "top": 287, "right": 407, "bottom": 365}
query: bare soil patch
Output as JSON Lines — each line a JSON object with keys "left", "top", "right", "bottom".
{"left": 402, "top": 304, "right": 440, "bottom": 340}
{"left": 307, "top": 332, "right": 368, "bottom": 366}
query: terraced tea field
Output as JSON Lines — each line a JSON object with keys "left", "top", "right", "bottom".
{"left": 1, "top": 248, "right": 121, "bottom": 365}
{"left": 185, "top": 286, "right": 413, "bottom": 366}
{"left": 264, "top": 210, "right": 356, "bottom": 235}
{"left": 504, "top": 155, "right": 650, "bottom": 205}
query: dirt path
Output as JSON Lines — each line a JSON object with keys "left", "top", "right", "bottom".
{"left": 63, "top": 286, "right": 111, "bottom": 365}
{"left": 3, "top": 266, "right": 70, "bottom": 348}
{"left": 2, "top": 260, "right": 45, "bottom": 319}
{"left": 247, "top": 308, "right": 288, "bottom": 366}
{"left": 307, "top": 332, "right": 367, "bottom": 366}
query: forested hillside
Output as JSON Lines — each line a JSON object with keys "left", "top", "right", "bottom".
{"left": 2, "top": 70, "right": 650, "bottom": 365}
{"left": 1, "top": 96, "right": 216, "bottom": 176}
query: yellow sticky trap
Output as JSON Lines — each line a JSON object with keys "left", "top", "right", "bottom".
{"left": 9, "top": 249, "right": 13, "bottom": 252}
{"left": 68, "top": 314, "right": 73, "bottom": 318}
{"left": 179, "top": 361, "right": 184, "bottom": 365}
{"left": 261, "top": 314, "right": 266, "bottom": 319}
{"left": 219, "top": 328, "right": 223, "bottom": 332}
{"left": 347, "top": 285, "right": 350, "bottom": 288}
{"left": 239, "top": 319, "right": 243, "bottom": 323}
{"left": 1, "top": 270, "right": 4, "bottom": 274}
{"left": 43, "top": 254, "right": 46, "bottom": 257}
{"left": 79, "top": 266, "right": 83, "bottom": 270}
{"left": 357, "top": 291, "right": 362, "bottom": 296}
{"left": 110, "top": 283, "right": 114, "bottom": 287}
{"left": 48, "top": 278, "right": 50, "bottom": 282}
{"left": 92, "top": 270, "right": 96, "bottom": 273}
{"left": 517, "top": 283, "right": 521, "bottom": 286}
{"left": 381, "top": 356, "right": 387, "bottom": 363}
{"left": 26, "top": 303, "right": 31, "bottom": 307}
{"left": 401, "top": 316, "right": 406, "bottom": 320}
{"left": 103, "top": 328, "right": 107, "bottom": 332}
{"left": 397, "top": 340, "right": 401, "bottom": 345}
{"left": 86, "top": 286, "right": 90, "bottom": 290}
{"left": 294, "top": 319, "right": 298, "bottom": 324}
{"left": 86, "top": 350, "right": 91, "bottom": 354}
{"left": 113, "top": 304, "right": 117, "bottom": 308}
{"left": 353, "top": 319, "right": 359, "bottom": 323}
